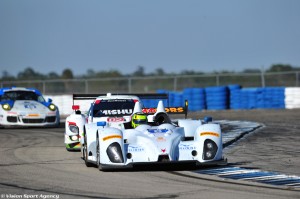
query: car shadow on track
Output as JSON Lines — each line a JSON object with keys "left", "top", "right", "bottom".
{"left": 102, "top": 163, "right": 225, "bottom": 172}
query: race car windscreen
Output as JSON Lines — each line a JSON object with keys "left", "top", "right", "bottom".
{"left": 0, "top": 91, "right": 45, "bottom": 102}
{"left": 92, "top": 99, "right": 135, "bottom": 117}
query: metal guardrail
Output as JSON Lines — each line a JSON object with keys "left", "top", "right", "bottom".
{"left": 1, "top": 71, "right": 299, "bottom": 94}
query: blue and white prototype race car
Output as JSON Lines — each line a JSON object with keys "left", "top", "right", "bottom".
{"left": 0, "top": 87, "right": 60, "bottom": 127}
{"left": 70, "top": 93, "right": 226, "bottom": 170}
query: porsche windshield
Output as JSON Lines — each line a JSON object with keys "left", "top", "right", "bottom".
{"left": 93, "top": 99, "right": 135, "bottom": 117}
{"left": 0, "top": 91, "right": 45, "bottom": 102}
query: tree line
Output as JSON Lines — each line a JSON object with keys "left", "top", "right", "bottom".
{"left": 1, "top": 64, "right": 299, "bottom": 81}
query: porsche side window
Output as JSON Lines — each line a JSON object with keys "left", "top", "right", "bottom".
{"left": 37, "top": 95, "right": 46, "bottom": 103}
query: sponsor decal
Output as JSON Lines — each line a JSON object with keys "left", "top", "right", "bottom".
{"left": 161, "top": 148, "right": 167, "bottom": 153}
{"left": 128, "top": 146, "right": 144, "bottom": 152}
{"left": 142, "top": 108, "right": 156, "bottom": 114}
{"left": 24, "top": 102, "right": 37, "bottom": 109}
{"left": 104, "top": 99, "right": 129, "bottom": 102}
{"left": 179, "top": 144, "right": 196, "bottom": 150}
{"left": 102, "top": 109, "right": 133, "bottom": 115}
{"left": 28, "top": 114, "right": 39, "bottom": 117}
{"left": 165, "top": 107, "right": 184, "bottom": 113}
{"left": 156, "top": 136, "right": 166, "bottom": 142}
{"left": 102, "top": 135, "right": 122, "bottom": 141}
{"left": 200, "top": 132, "right": 220, "bottom": 137}
{"left": 147, "top": 129, "right": 168, "bottom": 133}
{"left": 142, "top": 107, "right": 184, "bottom": 114}
{"left": 107, "top": 117, "right": 125, "bottom": 122}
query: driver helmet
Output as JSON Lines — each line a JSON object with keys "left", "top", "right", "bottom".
{"left": 131, "top": 112, "right": 147, "bottom": 128}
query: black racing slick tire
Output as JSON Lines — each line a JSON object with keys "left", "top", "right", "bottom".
{"left": 84, "top": 133, "right": 93, "bottom": 167}
{"left": 96, "top": 135, "right": 100, "bottom": 169}
{"left": 96, "top": 133, "right": 104, "bottom": 171}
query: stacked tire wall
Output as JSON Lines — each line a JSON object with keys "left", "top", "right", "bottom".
{"left": 229, "top": 87, "right": 285, "bottom": 109}
{"left": 45, "top": 86, "right": 300, "bottom": 116}
{"left": 156, "top": 86, "right": 298, "bottom": 111}
{"left": 183, "top": 88, "right": 205, "bottom": 111}
{"left": 204, "top": 86, "right": 228, "bottom": 110}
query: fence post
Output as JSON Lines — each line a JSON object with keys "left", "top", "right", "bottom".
{"left": 128, "top": 78, "right": 132, "bottom": 93}
{"left": 43, "top": 81, "right": 46, "bottom": 94}
{"left": 173, "top": 76, "right": 177, "bottom": 91}
{"left": 261, "top": 69, "right": 265, "bottom": 87}
{"left": 85, "top": 80, "right": 88, "bottom": 94}
{"left": 216, "top": 75, "right": 219, "bottom": 86}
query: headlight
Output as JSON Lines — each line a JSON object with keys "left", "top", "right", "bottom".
{"left": 48, "top": 104, "right": 56, "bottom": 111}
{"left": 106, "top": 142, "right": 124, "bottom": 163}
{"left": 70, "top": 135, "right": 79, "bottom": 141}
{"left": 203, "top": 139, "right": 218, "bottom": 160}
{"left": 207, "top": 142, "right": 213, "bottom": 149}
{"left": 69, "top": 125, "right": 79, "bottom": 134}
{"left": 2, "top": 103, "right": 11, "bottom": 111}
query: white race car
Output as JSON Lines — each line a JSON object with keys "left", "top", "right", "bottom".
{"left": 0, "top": 87, "right": 60, "bottom": 127}
{"left": 65, "top": 93, "right": 142, "bottom": 151}
{"left": 78, "top": 94, "right": 226, "bottom": 170}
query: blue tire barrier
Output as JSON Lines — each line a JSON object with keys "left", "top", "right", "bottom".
{"left": 156, "top": 86, "right": 287, "bottom": 111}
{"left": 229, "top": 87, "right": 285, "bottom": 110}
{"left": 204, "top": 86, "right": 228, "bottom": 110}
{"left": 183, "top": 88, "right": 206, "bottom": 111}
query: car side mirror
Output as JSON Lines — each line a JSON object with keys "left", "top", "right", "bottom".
{"left": 48, "top": 98, "right": 53, "bottom": 103}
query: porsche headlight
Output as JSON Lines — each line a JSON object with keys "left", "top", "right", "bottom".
{"left": 2, "top": 103, "right": 11, "bottom": 111}
{"left": 69, "top": 125, "right": 79, "bottom": 134}
{"left": 48, "top": 104, "right": 56, "bottom": 111}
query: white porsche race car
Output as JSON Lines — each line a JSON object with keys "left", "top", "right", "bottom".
{"left": 0, "top": 87, "right": 60, "bottom": 127}
{"left": 71, "top": 93, "right": 226, "bottom": 170}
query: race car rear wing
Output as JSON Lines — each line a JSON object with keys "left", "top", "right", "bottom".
{"left": 72, "top": 93, "right": 188, "bottom": 118}
{"left": 142, "top": 100, "right": 188, "bottom": 119}
{"left": 72, "top": 93, "right": 168, "bottom": 101}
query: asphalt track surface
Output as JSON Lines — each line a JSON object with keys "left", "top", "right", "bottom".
{"left": 0, "top": 109, "right": 299, "bottom": 199}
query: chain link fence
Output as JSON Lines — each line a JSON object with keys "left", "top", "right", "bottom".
{"left": 1, "top": 71, "right": 299, "bottom": 95}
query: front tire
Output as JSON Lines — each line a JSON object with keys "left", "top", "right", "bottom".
{"left": 84, "top": 133, "right": 93, "bottom": 167}
{"left": 96, "top": 134, "right": 103, "bottom": 171}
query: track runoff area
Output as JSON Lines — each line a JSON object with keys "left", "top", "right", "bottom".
{"left": 198, "top": 120, "right": 300, "bottom": 189}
